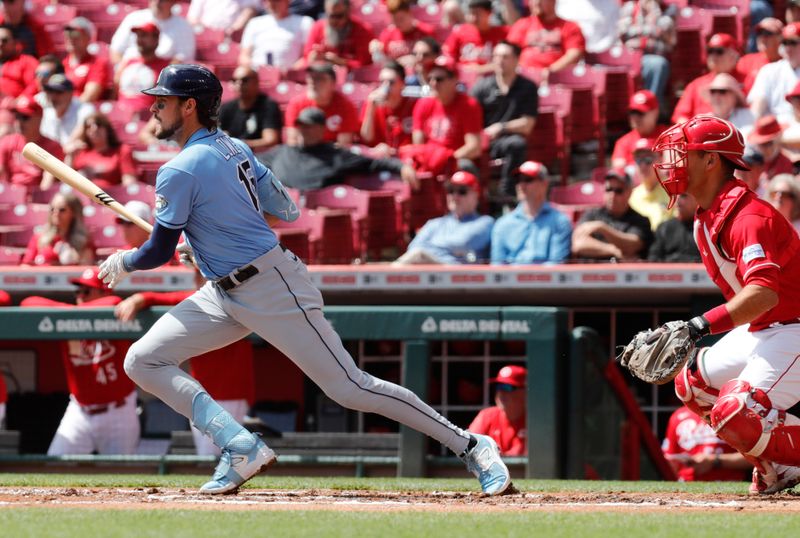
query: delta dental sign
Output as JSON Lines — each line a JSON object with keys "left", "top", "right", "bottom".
{"left": 420, "top": 316, "right": 531, "bottom": 335}
{"left": 37, "top": 317, "right": 144, "bottom": 334}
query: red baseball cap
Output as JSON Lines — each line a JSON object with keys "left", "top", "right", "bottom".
{"left": 132, "top": 22, "right": 160, "bottom": 34}
{"left": 514, "top": 160, "right": 547, "bottom": 179}
{"left": 14, "top": 96, "right": 42, "bottom": 117}
{"left": 783, "top": 22, "right": 800, "bottom": 39}
{"left": 69, "top": 267, "right": 111, "bottom": 291}
{"left": 490, "top": 365, "right": 527, "bottom": 388}
{"left": 431, "top": 55, "right": 458, "bottom": 77}
{"left": 707, "top": 33, "right": 737, "bottom": 50}
{"left": 628, "top": 90, "right": 658, "bottom": 113}
{"left": 756, "top": 17, "right": 784, "bottom": 34}
{"left": 747, "top": 115, "right": 786, "bottom": 145}
{"left": 448, "top": 170, "right": 480, "bottom": 191}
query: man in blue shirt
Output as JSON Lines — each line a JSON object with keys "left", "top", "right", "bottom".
{"left": 491, "top": 161, "right": 572, "bottom": 264}
{"left": 394, "top": 171, "right": 494, "bottom": 264}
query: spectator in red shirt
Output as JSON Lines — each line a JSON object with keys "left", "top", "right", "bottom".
{"left": 115, "top": 23, "right": 173, "bottom": 117}
{"left": 672, "top": 33, "right": 744, "bottom": 124}
{"left": 506, "top": 0, "right": 585, "bottom": 82}
{"left": 611, "top": 90, "right": 667, "bottom": 170}
{"left": 370, "top": 0, "right": 433, "bottom": 67}
{"left": 748, "top": 115, "right": 795, "bottom": 183}
{"left": 663, "top": 406, "right": 750, "bottom": 482}
{"left": 400, "top": 57, "right": 483, "bottom": 176}
{"left": 360, "top": 60, "right": 416, "bottom": 156}
{"left": 21, "top": 268, "right": 139, "bottom": 456}
{"left": 0, "top": 25, "right": 37, "bottom": 100}
{"left": 66, "top": 113, "right": 138, "bottom": 190}
{"left": 444, "top": 0, "right": 508, "bottom": 75}
{"left": 21, "top": 191, "right": 95, "bottom": 267}
{"left": 0, "top": 97, "right": 62, "bottom": 191}
{"left": 284, "top": 62, "right": 359, "bottom": 146}
{"left": 0, "top": 0, "right": 53, "bottom": 57}
{"left": 468, "top": 365, "right": 526, "bottom": 456}
{"left": 62, "top": 17, "right": 112, "bottom": 104}
{"left": 738, "top": 18, "right": 783, "bottom": 96}
{"left": 303, "top": 0, "right": 374, "bottom": 70}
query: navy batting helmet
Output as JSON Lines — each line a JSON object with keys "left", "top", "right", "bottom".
{"left": 142, "top": 64, "right": 223, "bottom": 121}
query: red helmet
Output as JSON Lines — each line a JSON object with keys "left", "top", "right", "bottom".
{"left": 652, "top": 114, "right": 749, "bottom": 209}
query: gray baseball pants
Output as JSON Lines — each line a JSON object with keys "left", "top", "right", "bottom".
{"left": 124, "top": 245, "right": 471, "bottom": 455}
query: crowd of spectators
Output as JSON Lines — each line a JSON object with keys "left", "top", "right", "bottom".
{"left": 0, "top": 0, "right": 799, "bottom": 268}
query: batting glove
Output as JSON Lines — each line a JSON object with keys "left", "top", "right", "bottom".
{"left": 99, "top": 248, "right": 136, "bottom": 288}
{"left": 176, "top": 242, "right": 196, "bottom": 269}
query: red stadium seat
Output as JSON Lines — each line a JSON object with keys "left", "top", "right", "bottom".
{"left": 526, "top": 108, "right": 570, "bottom": 184}
{"left": 339, "top": 81, "right": 372, "bottom": 110}
{"left": 105, "top": 182, "right": 156, "bottom": 206}
{"left": 86, "top": 3, "right": 138, "bottom": 43}
{"left": 0, "top": 203, "right": 51, "bottom": 227}
{"left": 265, "top": 81, "right": 306, "bottom": 112}
{"left": 410, "top": 4, "right": 444, "bottom": 29}
{"left": 256, "top": 66, "right": 283, "bottom": 89}
{"left": 547, "top": 65, "right": 607, "bottom": 157}
{"left": 32, "top": 3, "right": 78, "bottom": 27}
{"left": 0, "top": 227, "right": 38, "bottom": 248}
{"left": 349, "top": 64, "right": 382, "bottom": 84}
{"left": 196, "top": 40, "right": 241, "bottom": 81}
{"left": 550, "top": 179, "right": 605, "bottom": 206}
{"left": 352, "top": 1, "right": 391, "bottom": 35}
{"left": 273, "top": 209, "right": 355, "bottom": 264}
{"left": 274, "top": 228, "right": 311, "bottom": 263}
{"left": 91, "top": 223, "right": 126, "bottom": 249}
{"left": 82, "top": 205, "right": 119, "bottom": 232}
{"left": 0, "top": 246, "right": 23, "bottom": 264}
{"left": 0, "top": 183, "right": 29, "bottom": 206}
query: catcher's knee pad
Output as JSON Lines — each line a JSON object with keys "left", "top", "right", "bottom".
{"left": 674, "top": 348, "right": 717, "bottom": 419}
{"left": 710, "top": 380, "right": 800, "bottom": 465}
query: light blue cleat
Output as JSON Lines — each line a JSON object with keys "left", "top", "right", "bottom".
{"left": 199, "top": 434, "right": 277, "bottom": 495}
{"left": 461, "top": 434, "right": 512, "bottom": 496}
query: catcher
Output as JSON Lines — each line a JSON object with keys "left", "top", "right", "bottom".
{"left": 619, "top": 114, "right": 800, "bottom": 495}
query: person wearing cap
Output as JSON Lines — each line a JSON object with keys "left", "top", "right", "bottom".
{"left": 788, "top": 0, "right": 800, "bottom": 24}
{"left": 219, "top": 66, "right": 283, "bottom": 153}
{"left": 749, "top": 22, "right": 800, "bottom": 120}
{"left": 0, "top": 25, "right": 38, "bottom": 100}
{"left": 62, "top": 17, "right": 112, "bottom": 104}
{"left": 32, "top": 54, "right": 65, "bottom": 107}
{"left": 629, "top": 138, "right": 673, "bottom": 231}
{"left": 736, "top": 147, "right": 767, "bottom": 195}
{"left": 402, "top": 56, "right": 484, "bottom": 176}
{"left": 747, "top": 115, "right": 794, "bottom": 183}
{"left": 706, "top": 73, "right": 755, "bottom": 139}
{"left": 109, "top": 0, "right": 195, "bottom": 64}
{"left": 780, "top": 81, "right": 800, "bottom": 156}
{"left": 572, "top": 169, "right": 653, "bottom": 261}
{"left": 360, "top": 60, "right": 416, "bottom": 156}
{"left": 490, "top": 160, "right": 572, "bottom": 264}
{"left": 284, "top": 62, "right": 359, "bottom": 147}
{"left": 40, "top": 73, "right": 96, "bottom": 147}
{"left": 113, "top": 200, "right": 155, "bottom": 251}
{"left": 187, "top": 0, "right": 260, "bottom": 35}
{"left": 765, "top": 173, "right": 800, "bottom": 235}
{"left": 672, "top": 33, "right": 744, "bottom": 124}
{"left": 113, "top": 274, "right": 256, "bottom": 456}
{"left": 507, "top": 0, "right": 585, "bottom": 80}
{"left": 370, "top": 0, "right": 434, "bottom": 66}
{"left": 0, "top": 96, "right": 62, "bottom": 190}
{"left": 611, "top": 89, "right": 667, "bottom": 170}
{"left": 443, "top": 0, "right": 509, "bottom": 74}
{"left": 20, "top": 268, "right": 139, "bottom": 456}
{"left": 64, "top": 112, "right": 138, "bottom": 191}
{"left": 0, "top": 0, "right": 53, "bottom": 58}
{"left": 467, "top": 365, "right": 527, "bottom": 456}
{"left": 648, "top": 193, "right": 700, "bottom": 263}
{"left": 303, "top": 0, "right": 374, "bottom": 70}
{"left": 617, "top": 0, "right": 675, "bottom": 110}
{"left": 471, "top": 41, "right": 538, "bottom": 197}
{"left": 115, "top": 23, "right": 173, "bottom": 116}
{"left": 738, "top": 17, "right": 783, "bottom": 96}
{"left": 260, "top": 106, "right": 418, "bottom": 190}
{"left": 239, "top": 0, "right": 313, "bottom": 70}
{"left": 394, "top": 171, "right": 494, "bottom": 264}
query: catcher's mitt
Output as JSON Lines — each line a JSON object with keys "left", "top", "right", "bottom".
{"left": 617, "top": 320, "right": 697, "bottom": 385}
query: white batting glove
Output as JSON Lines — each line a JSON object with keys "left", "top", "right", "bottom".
{"left": 98, "top": 248, "right": 136, "bottom": 288}
{"left": 175, "top": 242, "right": 196, "bottom": 269}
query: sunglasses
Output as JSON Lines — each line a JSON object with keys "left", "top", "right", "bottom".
{"left": 605, "top": 187, "right": 626, "bottom": 194}
{"left": 75, "top": 286, "right": 93, "bottom": 296}
{"left": 757, "top": 30, "right": 777, "bottom": 37}
{"left": 634, "top": 155, "right": 655, "bottom": 165}
{"left": 429, "top": 75, "right": 451, "bottom": 83}
{"left": 709, "top": 88, "right": 730, "bottom": 95}
{"left": 517, "top": 175, "right": 542, "bottom": 183}
{"left": 446, "top": 186, "right": 471, "bottom": 195}
{"left": 379, "top": 78, "right": 398, "bottom": 85}
{"left": 0, "top": 37, "right": 13, "bottom": 44}
{"left": 232, "top": 76, "right": 254, "bottom": 83}
{"left": 706, "top": 48, "right": 726, "bottom": 55}
{"left": 495, "top": 383, "right": 520, "bottom": 392}
{"left": 327, "top": 11, "right": 347, "bottom": 19}
{"left": 783, "top": 40, "right": 800, "bottom": 47}
{"left": 772, "top": 191, "right": 796, "bottom": 200}
{"left": 50, "top": 206, "right": 69, "bottom": 213}
{"left": 628, "top": 110, "right": 645, "bottom": 117}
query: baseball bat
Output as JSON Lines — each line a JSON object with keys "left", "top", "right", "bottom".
{"left": 22, "top": 142, "right": 154, "bottom": 234}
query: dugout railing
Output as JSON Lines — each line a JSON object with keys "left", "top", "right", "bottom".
{"left": 0, "top": 306, "right": 566, "bottom": 479}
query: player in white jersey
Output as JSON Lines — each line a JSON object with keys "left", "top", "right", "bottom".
{"left": 99, "top": 64, "right": 511, "bottom": 495}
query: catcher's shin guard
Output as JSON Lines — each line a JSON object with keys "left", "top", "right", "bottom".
{"left": 710, "top": 380, "right": 800, "bottom": 466}
{"left": 674, "top": 348, "right": 718, "bottom": 420}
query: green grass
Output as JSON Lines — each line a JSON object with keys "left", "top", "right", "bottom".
{"left": 0, "top": 474, "right": 788, "bottom": 538}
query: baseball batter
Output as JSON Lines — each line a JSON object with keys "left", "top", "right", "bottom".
{"left": 98, "top": 64, "right": 511, "bottom": 495}
{"left": 652, "top": 114, "right": 800, "bottom": 494}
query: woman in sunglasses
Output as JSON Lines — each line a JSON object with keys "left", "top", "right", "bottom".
{"left": 20, "top": 191, "right": 95, "bottom": 266}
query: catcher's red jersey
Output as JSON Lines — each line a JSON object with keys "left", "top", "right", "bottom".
{"left": 694, "top": 179, "right": 800, "bottom": 331}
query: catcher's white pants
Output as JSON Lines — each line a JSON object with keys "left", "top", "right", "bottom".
{"left": 191, "top": 399, "right": 248, "bottom": 456}
{"left": 124, "top": 245, "right": 471, "bottom": 455}
{"left": 700, "top": 324, "right": 800, "bottom": 410}
{"left": 47, "top": 391, "right": 140, "bottom": 455}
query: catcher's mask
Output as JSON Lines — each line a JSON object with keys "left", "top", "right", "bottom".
{"left": 652, "top": 114, "right": 749, "bottom": 209}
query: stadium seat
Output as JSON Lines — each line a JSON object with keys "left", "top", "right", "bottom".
{"left": 265, "top": 81, "right": 306, "bottom": 112}
{"left": 82, "top": 205, "right": 119, "bottom": 232}
{"left": 410, "top": 3, "right": 444, "bottom": 29}
{"left": 349, "top": 64, "right": 383, "bottom": 84}
{"left": 32, "top": 3, "right": 78, "bottom": 27}
{"left": 353, "top": 1, "right": 391, "bottom": 35}
{"left": 340, "top": 81, "right": 372, "bottom": 110}
{"left": 0, "top": 203, "right": 50, "bottom": 227}
{"left": 196, "top": 40, "right": 241, "bottom": 81}
{"left": 274, "top": 228, "right": 311, "bottom": 263}
{"left": 91, "top": 223, "right": 126, "bottom": 250}
{"left": 0, "top": 184, "right": 28, "bottom": 206}
{"left": 273, "top": 209, "right": 355, "bottom": 264}
{"left": 105, "top": 182, "right": 156, "bottom": 206}
{"left": 547, "top": 66, "right": 607, "bottom": 158}
{"left": 550, "top": 179, "right": 605, "bottom": 206}
{"left": 0, "top": 246, "right": 23, "bottom": 264}
{"left": 256, "top": 66, "right": 283, "bottom": 89}
{"left": 0, "top": 227, "right": 38, "bottom": 249}
{"left": 86, "top": 3, "right": 138, "bottom": 43}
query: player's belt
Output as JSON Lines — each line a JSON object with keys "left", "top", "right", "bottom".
{"left": 216, "top": 264, "right": 260, "bottom": 291}
{"left": 81, "top": 398, "right": 126, "bottom": 416}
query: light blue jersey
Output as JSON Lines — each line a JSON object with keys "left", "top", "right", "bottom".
{"left": 154, "top": 128, "right": 279, "bottom": 279}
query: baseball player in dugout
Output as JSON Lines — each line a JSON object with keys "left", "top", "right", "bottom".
{"left": 20, "top": 268, "right": 139, "bottom": 455}
{"left": 650, "top": 113, "right": 800, "bottom": 495}
{"left": 97, "top": 64, "right": 511, "bottom": 495}
{"left": 468, "top": 365, "right": 527, "bottom": 456}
